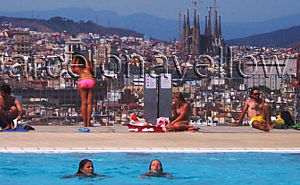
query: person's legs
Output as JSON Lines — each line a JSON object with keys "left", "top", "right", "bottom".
{"left": 261, "top": 103, "right": 270, "bottom": 123}
{"left": 252, "top": 120, "right": 271, "bottom": 132}
{"left": 166, "top": 121, "right": 194, "bottom": 131}
{"left": 0, "top": 111, "right": 10, "bottom": 129}
{"left": 260, "top": 103, "right": 274, "bottom": 131}
{"left": 9, "top": 106, "right": 18, "bottom": 129}
{"left": 86, "top": 87, "right": 95, "bottom": 127}
{"left": 78, "top": 87, "right": 88, "bottom": 127}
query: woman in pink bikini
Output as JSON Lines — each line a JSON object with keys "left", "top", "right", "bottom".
{"left": 72, "top": 54, "right": 95, "bottom": 127}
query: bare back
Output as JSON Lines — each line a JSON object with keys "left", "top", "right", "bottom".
{"left": 0, "top": 95, "right": 17, "bottom": 110}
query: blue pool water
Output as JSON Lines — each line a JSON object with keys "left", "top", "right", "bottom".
{"left": 0, "top": 152, "right": 299, "bottom": 185}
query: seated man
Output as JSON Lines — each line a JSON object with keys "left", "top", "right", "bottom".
{"left": 0, "top": 85, "right": 23, "bottom": 130}
{"left": 231, "top": 88, "right": 273, "bottom": 132}
{"left": 166, "top": 92, "right": 198, "bottom": 132}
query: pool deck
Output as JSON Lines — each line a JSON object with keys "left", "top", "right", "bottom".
{"left": 0, "top": 125, "right": 300, "bottom": 152}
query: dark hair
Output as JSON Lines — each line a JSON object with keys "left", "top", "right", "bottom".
{"left": 174, "top": 92, "right": 185, "bottom": 102}
{"left": 0, "top": 85, "right": 11, "bottom": 94}
{"left": 250, "top": 87, "right": 260, "bottom": 95}
{"left": 76, "top": 159, "right": 92, "bottom": 174}
{"left": 72, "top": 52, "right": 94, "bottom": 76}
{"left": 72, "top": 53, "right": 87, "bottom": 68}
{"left": 149, "top": 159, "right": 163, "bottom": 173}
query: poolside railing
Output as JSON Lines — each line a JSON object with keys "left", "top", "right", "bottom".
{"left": 3, "top": 73, "right": 299, "bottom": 126}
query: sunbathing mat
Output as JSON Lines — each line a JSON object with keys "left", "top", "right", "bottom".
{"left": 127, "top": 124, "right": 165, "bottom": 132}
{"left": 1, "top": 128, "right": 28, "bottom": 132}
{"left": 0, "top": 125, "right": 34, "bottom": 132}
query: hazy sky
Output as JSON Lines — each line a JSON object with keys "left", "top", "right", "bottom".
{"left": 1, "top": 0, "right": 300, "bottom": 22}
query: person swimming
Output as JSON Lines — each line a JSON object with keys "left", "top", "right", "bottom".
{"left": 63, "top": 159, "right": 101, "bottom": 178}
{"left": 140, "top": 159, "right": 172, "bottom": 178}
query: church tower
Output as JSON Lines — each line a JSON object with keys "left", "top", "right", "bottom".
{"left": 181, "top": 0, "right": 224, "bottom": 57}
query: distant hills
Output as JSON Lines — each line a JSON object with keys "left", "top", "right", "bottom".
{"left": 1, "top": 8, "right": 300, "bottom": 40}
{"left": 222, "top": 13, "right": 300, "bottom": 40}
{"left": 1, "top": 8, "right": 176, "bottom": 40}
{"left": 0, "top": 16, "right": 143, "bottom": 37}
{"left": 227, "top": 25, "right": 300, "bottom": 48}
{"left": 1, "top": 11, "right": 300, "bottom": 48}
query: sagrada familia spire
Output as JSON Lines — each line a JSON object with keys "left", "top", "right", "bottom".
{"left": 181, "top": 0, "right": 224, "bottom": 57}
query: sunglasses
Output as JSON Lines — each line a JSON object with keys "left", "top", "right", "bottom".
{"left": 252, "top": 93, "right": 260, "bottom": 95}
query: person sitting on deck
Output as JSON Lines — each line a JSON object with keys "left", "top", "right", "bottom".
{"left": 231, "top": 88, "right": 274, "bottom": 132}
{"left": 140, "top": 159, "right": 172, "bottom": 178}
{"left": 0, "top": 85, "right": 23, "bottom": 130}
{"left": 166, "top": 92, "right": 198, "bottom": 132}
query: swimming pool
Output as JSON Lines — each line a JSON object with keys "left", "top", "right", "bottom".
{"left": 0, "top": 152, "right": 299, "bottom": 185}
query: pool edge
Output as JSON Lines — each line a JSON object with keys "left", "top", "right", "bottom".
{"left": 1, "top": 148, "right": 300, "bottom": 153}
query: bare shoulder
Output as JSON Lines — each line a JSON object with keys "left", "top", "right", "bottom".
{"left": 0, "top": 95, "right": 4, "bottom": 104}
{"left": 164, "top": 173, "right": 173, "bottom": 178}
{"left": 14, "top": 97, "right": 21, "bottom": 104}
{"left": 172, "top": 101, "right": 176, "bottom": 106}
{"left": 183, "top": 102, "right": 190, "bottom": 109}
{"left": 263, "top": 102, "right": 269, "bottom": 107}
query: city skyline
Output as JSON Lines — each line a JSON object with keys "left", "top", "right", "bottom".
{"left": 0, "top": 0, "right": 300, "bottom": 22}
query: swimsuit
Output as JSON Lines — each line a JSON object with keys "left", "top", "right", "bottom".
{"left": 78, "top": 79, "right": 95, "bottom": 89}
{"left": 249, "top": 116, "right": 267, "bottom": 127}
{"left": 76, "top": 65, "right": 95, "bottom": 89}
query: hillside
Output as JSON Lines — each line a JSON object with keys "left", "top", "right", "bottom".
{"left": 0, "top": 16, "right": 144, "bottom": 37}
{"left": 2, "top": 8, "right": 300, "bottom": 40}
{"left": 227, "top": 25, "right": 300, "bottom": 48}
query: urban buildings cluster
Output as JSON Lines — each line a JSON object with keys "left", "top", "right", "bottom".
{"left": 0, "top": 18, "right": 299, "bottom": 125}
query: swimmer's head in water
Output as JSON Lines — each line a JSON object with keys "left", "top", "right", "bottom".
{"left": 149, "top": 159, "right": 163, "bottom": 173}
{"left": 77, "top": 159, "right": 94, "bottom": 175}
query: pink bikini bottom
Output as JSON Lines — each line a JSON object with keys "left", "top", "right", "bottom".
{"left": 78, "top": 79, "right": 95, "bottom": 89}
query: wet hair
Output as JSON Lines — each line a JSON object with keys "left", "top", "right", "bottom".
{"left": 149, "top": 159, "right": 163, "bottom": 173}
{"left": 174, "top": 92, "right": 185, "bottom": 102}
{"left": 250, "top": 87, "right": 260, "bottom": 95}
{"left": 76, "top": 159, "right": 93, "bottom": 174}
{"left": 0, "top": 85, "right": 11, "bottom": 94}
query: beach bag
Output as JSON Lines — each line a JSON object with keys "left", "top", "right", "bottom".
{"left": 273, "top": 114, "right": 286, "bottom": 129}
{"left": 156, "top": 117, "right": 169, "bottom": 127}
{"left": 127, "top": 114, "right": 165, "bottom": 132}
{"left": 280, "top": 111, "right": 295, "bottom": 126}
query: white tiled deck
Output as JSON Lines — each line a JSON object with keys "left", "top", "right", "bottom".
{"left": 0, "top": 125, "right": 299, "bottom": 152}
